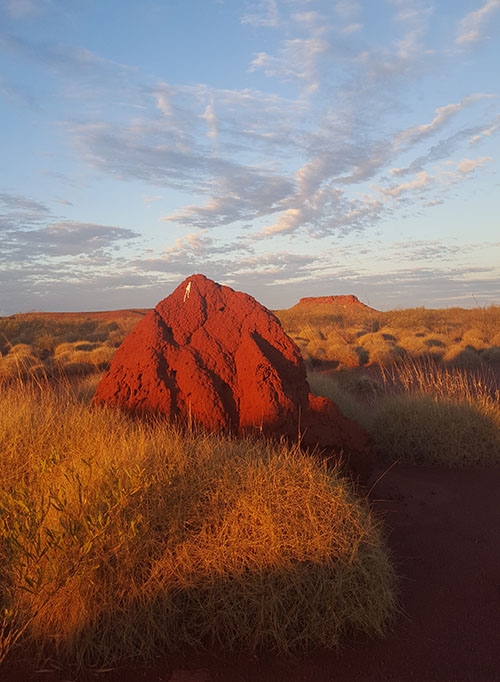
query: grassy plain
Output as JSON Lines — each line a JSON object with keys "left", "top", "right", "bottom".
{"left": 0, "top": 302, "right": 499, "bottom": 674}
{"left": 0, "top": 311, "right": 397, "bottom": 674}
{"left": 276, "top": 302, "right": 500, "bottom": 468}
{"left": 276, "top": 302, "right": 500, "bottom": 370}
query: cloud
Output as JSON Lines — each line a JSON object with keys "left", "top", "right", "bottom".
{"left": 258, "top": 183, "right": 384, "bottom": 239}
{"left": 0, "top": 191, "right": 51, "bottom": 230}
{"left": 342, "top": 23, "right": 362, "bottom": 34}
{"left": 70, "top": 78, "right": 304, "bottom": 194}
{"left": 378, "top": 170, "right": 432, "bottom": 199}
{"left": 143, "top": 195, "right": 163, "bottom": 205}
{"left": 0, "top": 192, "right": 139, "bottom": 263}
{"left": 0, "top": 33, "right": 139, "bottom": 106}
{"left": 456, "top": 0, "right": 500, "bottom": 46}
{"left": 162, "top": 170, "right": 294, "bottom": 228}
{"left": 199, "top": 102, "right": 217, "bottom": 140}
{"left": 2, "top": 0, "right": 46, "bottom": 19}
{"left": 133, "top": 243, "right": 322, "bottom": 299}
{"left": 249, "top": 36, "right": 327, "bottom": 87}
{"left": 0, "top": 73, "right": 37, "bottom": 107}
{"left": 395, "top": 94, "right": 492, "bottom": 148}
{"left": 469, "top": 114, "right": 500, "bottom": 143}
{"left": 5, "top": 3, "right": 493, "bottom": 258}
{"left": 241, "top": 0, "right": 279, "bottom": 28}
{"left": 391, "top": 1, "right": 434, "bottom": 60}
{"left": 390, "top": 117, "right": 499, "bottom": 176}
{"left": 456, "top": 156, "right": 492, "bottom": 174}
{"left": 0, "top": 191, "right": 49, "bottom": 214}
{"left": 3, "top": 221, "right": 139, "bottom": 259}
{"left": 334, "top": 1, "right": 361, "bottom": 21}
{"left": 163, "top": 231, "right": 213, "bottom": 255}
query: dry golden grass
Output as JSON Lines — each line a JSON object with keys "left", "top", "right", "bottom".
{"left": 375, "top": 357, "right": 500, "bottom": 466}
{"left": 53, "top": 341, "right": 116, "bottom": 374}
{"left": 0, "top": 377, "right": 396, "bottom": 672}
{"left": 307, "top": 354, "right": 500, "bottom": 468}
{"left": 2, "top": 303, "right": 498, "bottom": 672}
{"left": 276, "top": 304, "right": 500, "bottom": 372}
{"left": 307, "top": 372, "right": 377, "bottom": 431}
{"left": 371, "top": 392, "right": 500, "bottom": 466}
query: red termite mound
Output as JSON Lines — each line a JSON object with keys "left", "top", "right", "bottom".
{"left": 93, "top": 274, "right": 373, "bottom": 478}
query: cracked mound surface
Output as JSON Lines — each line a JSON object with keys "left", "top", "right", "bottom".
{"left": 93, "top": 274, "right": 373, "bottom": 476}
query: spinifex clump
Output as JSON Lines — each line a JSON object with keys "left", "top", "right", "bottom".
{"left": 0, "top": 379, "right": 396, "bottom": 671}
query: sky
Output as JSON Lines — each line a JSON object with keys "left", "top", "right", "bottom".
{"left": 1, "top": 0, "right": 499, "bottom": 314}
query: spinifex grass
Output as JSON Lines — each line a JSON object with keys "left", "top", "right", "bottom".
{"left": 372, "top": 357, "right": 500, "bottom": 466}
{"left": 0, "top": 378, "right": 396, "bottom": 672}
{"left": 275, "top": 304, "right": 500, "bottom": 370}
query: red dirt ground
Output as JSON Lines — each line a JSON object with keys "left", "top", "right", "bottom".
{"left": 6, "top": 464, "right": 500, "bottom": 682}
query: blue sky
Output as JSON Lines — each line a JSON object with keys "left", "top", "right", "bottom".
{"left": 1, "top": 0, "right": 499, "bottom": 314}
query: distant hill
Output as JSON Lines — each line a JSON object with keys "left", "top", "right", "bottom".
{"left": 293, "top": 295, "right": 377, "bottom": 312}
{"left": 5, "top": 309, "right": 151, "bottom": 321}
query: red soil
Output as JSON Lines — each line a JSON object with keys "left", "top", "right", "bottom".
{"left": 6, "top": 464, "right": 500, "bottom": 682}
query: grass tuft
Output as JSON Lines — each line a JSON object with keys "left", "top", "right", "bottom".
{"left": 0, "top": 379, "right": 396, "bottom": 671}
{"left": 371, "top": 357, "right": 500, "bottom": 466}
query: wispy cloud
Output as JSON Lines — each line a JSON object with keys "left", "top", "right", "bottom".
{"left": 390, "top": 115, "right": 499, "bottom": 176}
{"left": 199, "top": 102, "right": 217, "bottom": 140}
{"left": 334, "top": 1, "right": 361, "bottom": 21}
{"left": 161, "top": 169, "right": 293, "bottom": 229}
{"left": 249, "top": 36, "right": 328, "bottom": 91}
{"left": 2, "top": 0, "right": 46, "bottom": 19}
{"left": 378, "top": 170, "right": 432, "bottom": 200}
{"left": 8, "top": 222, "right": 139, "bottom": 258}
{"left": 0, "top": 192, "right": 139, "bottom": 260}
{"left": 0, "top": 73, "right": 37, "bottom": 107}
{"left": 1, "top": 1, "right": 498, "bottom": 313}
{"left": 456, "top": 0, "right": 500, "bottom": 46}
{"left": 241, "top": 0, "right": 279, "bottom": 28}
{"left": 0, "top": 33, "right": 139, "bottom": 107}
{"left": 0, "top": 191, "right": 51, "bottom": 230}
{"left": 469, "top": 114, "right": 500, "bottom": 143}
{"left": 394, "top": 94, "right": 492, "bottom": 147}
{"left": 342, "top": 23, "right": 362, "bottom": 34}
{"left": 456, "top": 156, "right": 493, "bottom": 174}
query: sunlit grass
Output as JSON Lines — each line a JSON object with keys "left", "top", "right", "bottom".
{"left": 275, "top": 304, "right": 500, "bottom": 370}
{"left": 0, "top": 377, "right": 396, "bottom": 671}
{"left": 310, "top": 356, "right": 500, "bottom": 468}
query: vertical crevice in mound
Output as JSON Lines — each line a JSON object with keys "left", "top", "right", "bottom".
{"left": 93, "top": 274, "right": 374, "bottom": 476}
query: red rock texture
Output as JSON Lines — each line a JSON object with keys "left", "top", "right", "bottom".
{"left": 93, "top": 274, "right": 373, "bottom": 477}
{"left": 297, "top": 294, "right": 375, "bottom": 310}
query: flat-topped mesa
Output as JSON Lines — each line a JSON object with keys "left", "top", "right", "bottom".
{"left": 297, "top": 295, "right": 374, "bottom": 310}
{"left": 93, "top": 274, "right": 374, "bottom": 479}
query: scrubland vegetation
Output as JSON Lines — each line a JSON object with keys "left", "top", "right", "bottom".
{"left": 0, "top": 313, "right": 138, "bottom": 380}
{"left": 309, "top": 358, "right": 500, "bottom": 467}
{"left": 1, "top": 303, "right": 499, "bottom": 674}
{"left": 0, "top": 376, "right": 395, "bottom": 672}
{"left": 276, "top": 303, "right": 500, "bottom": 371}
{"left": 279, "top": 302, "right": 500, "bottom": 467}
